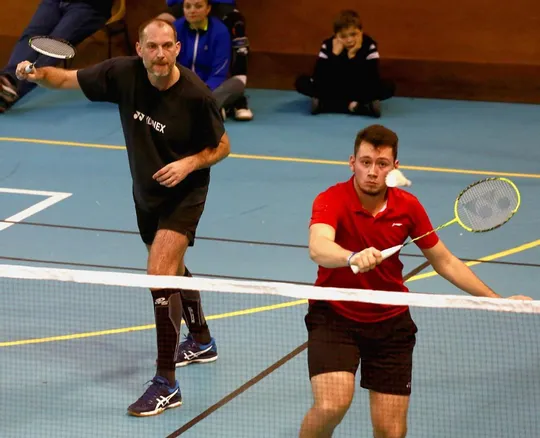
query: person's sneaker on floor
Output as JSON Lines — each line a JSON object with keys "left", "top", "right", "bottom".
{"left": 127, "top": 376, "right": 182, "bottom": 417}
{"left": 311, "top": 97, "right": 321, "bottom": 115}
{"left": 351, "top": 100, "right": 381, "bottom": 118}
{"left": 233, "top": 95, "right": 253, "bottom": 121}
{"left": 175, "top": 333, "right": 218, "bottom": 367}
{"left": 0, "top": 75, "right": 18, "bottom": 113}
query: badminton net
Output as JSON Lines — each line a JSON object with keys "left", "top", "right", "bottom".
{"left": 1, "top": 263, "right": 539, "bottom": 438}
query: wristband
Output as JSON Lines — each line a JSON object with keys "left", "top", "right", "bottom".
{"left": 347, "top": 252, "right": 358, "bottom": 267}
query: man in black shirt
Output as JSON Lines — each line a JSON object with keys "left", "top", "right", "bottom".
{"left": 15, "top": 18, "right": 230, "bottom": 417}
{"left": 295, "top": 10, "right": 395, "bottom": 118}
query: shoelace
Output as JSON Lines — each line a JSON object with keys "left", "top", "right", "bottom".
{"left": 180, "top": 334, "right": 197, "bottom": 348}
{"left": 140, "top": 378, "right": 168, "bottom": 403}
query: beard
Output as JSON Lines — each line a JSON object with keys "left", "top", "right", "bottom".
{"left": 145, "top": 60, "right": 173, "bottom": 77}
{"left": 359, "top": 182, "right": 383, "bottom": 196}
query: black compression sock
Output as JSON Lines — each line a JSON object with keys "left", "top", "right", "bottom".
{"left": 181, "top": 267, "right": 212, "bottom": 345}
{"left": 152, "top": 289, "right": 182, "bottom": 375}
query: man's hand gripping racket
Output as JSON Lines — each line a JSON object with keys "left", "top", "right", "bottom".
{"left": 15, "top": 36, "right": 75, "bottom": 80}
{"left": 350, "top": 172, "right": 521, "bottom": 274}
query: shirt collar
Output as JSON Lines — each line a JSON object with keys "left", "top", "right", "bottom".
{"left": 346, "top": 176, "right": 395, "bottom": 215}
{"left": 189, "top": 19, "right": 209, "bottom": 32}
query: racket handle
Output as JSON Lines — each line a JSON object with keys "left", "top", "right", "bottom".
{"left": 25, "top": 63, "right": 35, "bottom": 73}
{"left": 349, "top": 245, "right": 404, "bottom": 274}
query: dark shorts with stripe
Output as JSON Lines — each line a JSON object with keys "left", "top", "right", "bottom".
{"left": 305, "top": 301, "right": 417, "bottom": 396}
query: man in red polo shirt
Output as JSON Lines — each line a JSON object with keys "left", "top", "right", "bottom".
{"left": 299, "top": 124, "right": 530, "bottom": 438}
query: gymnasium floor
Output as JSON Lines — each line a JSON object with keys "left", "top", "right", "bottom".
{"left": 1, "top": 87, "right": 539, "bottom": 437}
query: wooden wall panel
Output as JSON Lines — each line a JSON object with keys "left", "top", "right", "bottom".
{"left": 2, "top": 0, "right": 539, "bottom": 102}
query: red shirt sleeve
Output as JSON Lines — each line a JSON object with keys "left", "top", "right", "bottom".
{"left": 409, "top": 197, "right": 439, "bottom": 249}
{"left": 309, "top": 189, "right": 340, "bottom": 230}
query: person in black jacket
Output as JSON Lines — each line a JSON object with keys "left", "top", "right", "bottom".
{"left": 295, "top": 10, "right": 395, "bottom": 118}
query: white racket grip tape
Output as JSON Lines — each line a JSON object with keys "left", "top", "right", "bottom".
{"left": 381, "top": 244, "right": 404, "bottom": 260}
{"left": 24, "top": 63, "right": 35, "bottom": 73}
{"left": 350, "top": 245, "right": 404, "bottom": 274}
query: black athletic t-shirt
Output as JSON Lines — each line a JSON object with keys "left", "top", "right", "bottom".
{"left": 77, "top": 56, "right": 225, "bottom": 211}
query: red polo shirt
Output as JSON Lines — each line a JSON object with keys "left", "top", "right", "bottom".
{"left": 309, "top": 177, "right": 439, "bottom": 323}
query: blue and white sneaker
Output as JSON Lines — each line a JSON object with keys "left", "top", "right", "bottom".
{"left": 175, "top": 334, "right": 218, "bottom": 367}
{"left": 127, "top": 376, "right": 182, "bottom": 417}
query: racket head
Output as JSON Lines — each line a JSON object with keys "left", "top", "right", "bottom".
{"left": 453, "top": 177, "right": 521, "bottom": 233}
{"left": 28, "top": 36, "right": 76, "bottom": 60}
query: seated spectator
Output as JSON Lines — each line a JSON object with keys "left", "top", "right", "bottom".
{"left": 0, "top": 0, "right": 113, "bottom": 113}
{"left": 173, "top": 0, "right": 248, "bottom": 120}
{"left": 159, "top": 0, "right": 253, "bottom": 121}
{"left": 295, "top": 10, "right": 395, "bottom": 118}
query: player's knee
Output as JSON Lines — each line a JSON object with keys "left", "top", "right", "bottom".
{"left": 148, "top": 259, "right": 184, "bottom": 277}
{"left": 372, "top": 422, "right": 407, "bottom": 438}
{"left": 313, "top": 399, "right": 351, "bottom": 423}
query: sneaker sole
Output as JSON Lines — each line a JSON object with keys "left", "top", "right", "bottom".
{"left": 175, "top": 354, "right": 219, "bottom": 368}
{"left": 127, "top": 400, "right": 183, "bottom": 417}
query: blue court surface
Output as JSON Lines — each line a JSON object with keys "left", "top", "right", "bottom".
{"left": 1, "top": 88, "right": 540, "bottom": 437}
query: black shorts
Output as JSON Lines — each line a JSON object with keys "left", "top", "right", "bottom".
{"left": 135, "top": 185, "right": 208, "bottom": 246}
{"left": 305, "top": 301, "right": 417, "bottom": 396}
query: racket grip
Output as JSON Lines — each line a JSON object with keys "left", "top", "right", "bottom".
{"left": 25, "top": 63, "right": 35, "bottom": 73}
{"left": 349, "top": 245, "right": 404, "bottom": 274}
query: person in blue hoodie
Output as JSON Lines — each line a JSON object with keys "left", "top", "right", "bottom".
{"left": 160, "top": 0, "right": 253, "bottom": 120}
{"left": 173, "top": 0, "right": 248, "bottom": 120}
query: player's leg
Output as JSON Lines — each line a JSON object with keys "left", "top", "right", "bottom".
{"left": 360, "top": 310, "right": 417, "bottom": 438}
{"left": 147, "top": 228, "right": 189, "bottom": 381}
{"left": 127, "top": 205, "right": 184, "bottom": 417}
{"left": 369, "top": 392, "right": 410, "bottom": 438}
{"left": 158, "top": 187, "right": 218, "bottom": 367}
{"left": 299, "top": 302, "right": 360, "bottom": 437}
{"left": 300, "top": 372, "right": 355, "bottom": 438}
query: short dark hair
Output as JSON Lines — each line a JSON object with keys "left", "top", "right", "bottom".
{"left": 138, "top": 18, "right": 178, "bottom": 42}
{"left": 333, "top": 10, "right": 362, "bottom": 34}
{"left": 354, "top": 124, "right": 399, "bottom": 160}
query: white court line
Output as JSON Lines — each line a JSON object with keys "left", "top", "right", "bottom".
{"left": 0, "top": 188, "right": 72, "bottom": 232}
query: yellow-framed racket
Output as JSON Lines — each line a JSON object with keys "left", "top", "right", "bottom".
{"left": 351, "top": 177, "right": 521, "bottom": 274}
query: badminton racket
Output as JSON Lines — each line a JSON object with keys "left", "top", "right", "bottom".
{"left": 351, "top": 177, "right": 521, "bottom": 274}
{"left": 24, "top": 36, "right": 76, "bottom": 73}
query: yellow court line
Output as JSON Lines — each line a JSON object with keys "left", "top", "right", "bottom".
{"left": 406, "top": 239, "right": 540, "bottom": 282}
{"left": 0, "top": 300, "right": 306, "bottom": 347}
{"left": 1, "top": 136, "right": 540, "bottom": 179}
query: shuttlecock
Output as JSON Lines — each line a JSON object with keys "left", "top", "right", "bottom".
{"left": 386, "top": 169, "right": 411, "bottom": 187}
